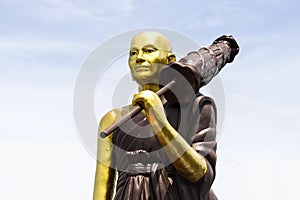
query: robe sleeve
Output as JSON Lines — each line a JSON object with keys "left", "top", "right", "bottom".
{"left": 190, "top": 96, "right": 217, "bottom": 195}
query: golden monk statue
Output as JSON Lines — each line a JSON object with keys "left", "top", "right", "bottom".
{"left": 93, "top": 31, "right": 239, "bottom": 200}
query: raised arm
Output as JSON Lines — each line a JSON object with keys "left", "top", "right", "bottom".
{"left": 132, "top": 90, "right": 216, "bottom": 183}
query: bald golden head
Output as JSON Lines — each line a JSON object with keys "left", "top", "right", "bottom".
{"left": 128, "top": 31, "right": 176, "bottom": 86}
{"left": 130, "top": 31, "right": 173, "bottom": 52}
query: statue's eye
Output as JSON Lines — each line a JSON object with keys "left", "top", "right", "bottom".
{"left": 130, "top": 50, "right": 138, "bottom": 56}
{"left": 144, "top": 48, "right": 155, "bottom": 54}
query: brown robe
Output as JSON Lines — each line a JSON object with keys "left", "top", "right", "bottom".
{"left": 112, "top": 94, "right": 218, "bottom": 200}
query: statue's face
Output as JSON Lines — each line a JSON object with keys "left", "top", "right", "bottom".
{"left": 128, "top": 32, "right": 172, "bottom": 86}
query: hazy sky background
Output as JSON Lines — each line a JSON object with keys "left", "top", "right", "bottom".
{"left": 1, "top": 0, "right": 300, "bottom": 199}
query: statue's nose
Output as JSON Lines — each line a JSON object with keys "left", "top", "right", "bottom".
{"left": 136, "top": 57, "right": 145, "bottom": 64}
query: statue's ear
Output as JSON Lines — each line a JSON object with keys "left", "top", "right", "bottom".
{"left": 167, "top": 53, "right": 176, "bottom": 64}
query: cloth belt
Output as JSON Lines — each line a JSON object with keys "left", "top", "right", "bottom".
{"left": 126, "top": 163, "right": 172, "bottom": 176}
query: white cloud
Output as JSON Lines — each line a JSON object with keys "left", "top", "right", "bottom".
{"left": 204, "top": 18, "right": 225, "bottom": 27}
{"left": 1, "top": 0, "right": 139, "bottom": 21}
{"left": 120, "top": 0, "right": 137, "bottom": 12}
{"left": 1, "top": 0, "right": 93, "bottom": 20}
{"left": 0, "top": 36, "right": 91, "bottom": 53}
{"left": 30, "top": 0, "right": 94, "bottom": 20}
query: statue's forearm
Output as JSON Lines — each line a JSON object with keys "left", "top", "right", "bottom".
{"left": 93, "top": 162, "right": 115, "bottom": 200}
{"left": 132, "top": 90, "right": 207, "bottom": 182}
{"left": 94, "top": 110, "right": 120, "bottom": 200}
{"left": 93, "top": 137, "right": 116, "bottom": 200}
{"left": 93, "top": 136, "right": 116, "bottom": 200}
{"left": 150, "top": 118, "right": 207, "bottom": 183}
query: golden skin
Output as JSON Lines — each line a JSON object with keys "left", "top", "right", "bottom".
{"left": 93, "top": 31, "right": 207, "bottom": 200}
{"left": 93, "top": 109, "right": 119, "bottom": 200}
{"left": 128, "top": 31, "right": 175, "bottom": 90}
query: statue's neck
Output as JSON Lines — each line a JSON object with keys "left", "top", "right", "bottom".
{"left": 139, "top": 83, "right": 160, "bottom": 92}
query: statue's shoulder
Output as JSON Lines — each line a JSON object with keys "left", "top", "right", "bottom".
{"left": 194, "top": 93, "right": 217, "bottom": 121}
{"left": 99, "top": 105, "right": 132, "bottom": 130}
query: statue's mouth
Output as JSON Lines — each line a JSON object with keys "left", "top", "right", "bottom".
{"left": 135, "top": 65, "right": 150, "bottom": 72}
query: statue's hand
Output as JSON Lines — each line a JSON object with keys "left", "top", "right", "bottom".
{"left": 132, "top": 90, "right": 168, "bottom": 127}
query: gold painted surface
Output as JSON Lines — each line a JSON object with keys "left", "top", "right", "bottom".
{"left": 93, "top": 109, "right": 120, "bottom": 200}
{"left": 128, "top": 31, "right": 176, "bottom": 89}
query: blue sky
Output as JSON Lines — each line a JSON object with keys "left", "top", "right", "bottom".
{"left": 1, "top": 0, "right": 300, "bottom": 199}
